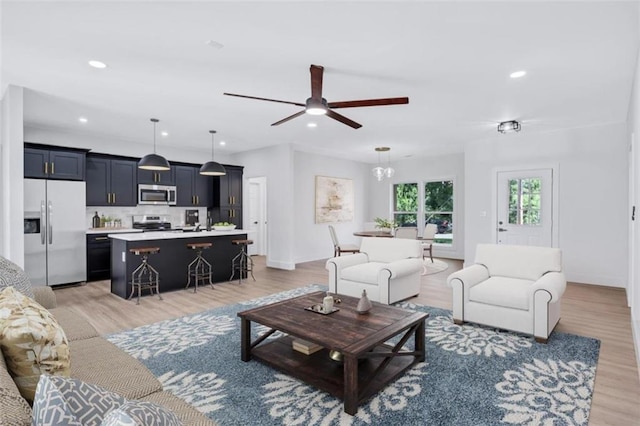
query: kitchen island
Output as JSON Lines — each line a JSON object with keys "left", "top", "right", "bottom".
{"left": 109, "top": 229, "right": 248, "bottom": 299}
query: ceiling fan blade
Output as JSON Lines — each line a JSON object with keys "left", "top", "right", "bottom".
{"left": 224, "top": 93, "right": 305, "bottom": 107}
{"left": 328, "top": 97, "right": 409, "bottom": 109}
{"left": 310, "top": 65, "right": 324, "bottom": 100}
{"left": 271, "top": 110, "right": 306, "bottom": 126}
{"left": 326, "top": 109, "right": 362, "bottom": 129}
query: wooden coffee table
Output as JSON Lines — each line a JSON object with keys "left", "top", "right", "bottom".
{"left": 237, "top": 291, "right": 428, "bottom": 415}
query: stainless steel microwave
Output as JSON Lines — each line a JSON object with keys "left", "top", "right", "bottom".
{"left": 138, "top": 184, "right": 177, "bottom": 205}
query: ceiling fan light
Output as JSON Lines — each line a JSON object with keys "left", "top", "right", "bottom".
{"left": 497, "top": 120, "right": 521, "bottom": 134}
{"left": 305, "top": 97, "right": 328, "bottom": 115}
{"left": 138, "top": 153, "right": 170, "bottom": 171}
{"left": 199, "top": 161, "right": 226, "bottom": 176}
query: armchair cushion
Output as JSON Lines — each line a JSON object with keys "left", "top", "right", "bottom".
{"left": 469, "top": 277, "right": 533, "bottom": 311}
{"left": 341, "top": 262, "right": 388, "bottom": 285}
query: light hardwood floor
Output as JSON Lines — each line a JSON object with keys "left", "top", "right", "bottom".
{"left": 52, "top": 256, "right": 640, "bottom": 425}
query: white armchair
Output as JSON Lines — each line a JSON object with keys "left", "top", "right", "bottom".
{"left": 446, "top": 243, "right": 566, "bottom": 343}
{"left": 326, "top": 237, "right": 423, "bottom": 304}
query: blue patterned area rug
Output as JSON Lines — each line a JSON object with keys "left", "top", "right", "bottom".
{"left": 107, "top": 284, "right": 600, "bottom": 426}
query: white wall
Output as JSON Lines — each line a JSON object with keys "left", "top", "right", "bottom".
{"left": 368, "top": 153, "right": 466, "bottom": 260}
{"left": 293, "top": 150, "right": 370, "bottom": 263}
{"left": 231, "top": 144, "right": 295, "bottom": 270}
{"left": 0, "top": 85, "right": 24, "bottom": 264}
{"left": 465, "top": 122, "right": 629, "bottom": 287}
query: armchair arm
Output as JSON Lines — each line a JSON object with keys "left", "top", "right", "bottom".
{"left": 446, "top": 264, "right": 489, "bottom": 323}
{"left": 32, "top": 286, "right": 57, "bottom": 309}
{"left": 446, "top": 264, "right": 490, "bottom": 289}
{"left": 530, "top": 271, "right": 566, "bottom": 302}
{"left": 383, "top": 258, "right": 424, "bottom": 279}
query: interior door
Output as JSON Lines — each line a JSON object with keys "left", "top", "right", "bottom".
{"left": 496, "top": 168, "right": 553, "bottom": 247}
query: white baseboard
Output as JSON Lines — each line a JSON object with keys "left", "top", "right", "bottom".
{"left": 566, "top": 273, "right": 626, "bottom": 288}
{"left": 266, "top": 259, "right": 295, "bottom": 270}
{"left": 633, "top": 315, "right": 640, "bottom": 382}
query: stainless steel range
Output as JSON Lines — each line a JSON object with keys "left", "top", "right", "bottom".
{"left": 132, "top": 215, "right": 172, "bottom": 231}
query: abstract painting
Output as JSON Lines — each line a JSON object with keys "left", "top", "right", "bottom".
{"left": 315, "top": 176, "right": 354, "bottom": 223}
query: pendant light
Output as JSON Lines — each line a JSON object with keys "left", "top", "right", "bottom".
{"left": 199, "top": 130, "right": 226, "bottom": 176}
{"left": 384, "top": 148, "right": 395, "bottom": 178}
{"left": 372, "top": 147, "right": 390, "bottom": 181}
{"left": 138, "top": 118, "right": 170, "bottom": 171}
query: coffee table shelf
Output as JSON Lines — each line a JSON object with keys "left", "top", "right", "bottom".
{"left": 238, "top": 291, "right": 428, "bottom": 415}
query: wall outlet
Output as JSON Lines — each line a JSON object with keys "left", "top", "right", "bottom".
{"left": 122, "top": 252, "right": 126, "bottom": 262}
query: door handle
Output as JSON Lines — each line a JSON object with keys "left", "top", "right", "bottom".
{"left": 498, "top": 228, "right": 508, "bottom": 232}
{"left": 196, "top": 196, "right": 199, "bottom": 205}
{"left": 112, "top": 193, "right": 116, "bottom": 204}
{"left": 44, "top": 162, "right": 48, "bottom": 175}
{"left": 108, "top": 193, "right": 111, "bottom": 204}
{"left": 48, "top": 201, "right": 53, "bottom": 244}
{"left": 40, "top": 201, "right": 46, "bottom": 245}
{"left": 253, "top": 221, "right": 258, "bottom": 224}
{"left": 94, "top": 237, "right": 109, "bottom": 241}
{"left": 51, "top": 162, "right": 55, "bottom": 175}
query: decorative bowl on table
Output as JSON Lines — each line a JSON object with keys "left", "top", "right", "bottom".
{"left": 212, "top": 225, "right": 237, "bottom": 231}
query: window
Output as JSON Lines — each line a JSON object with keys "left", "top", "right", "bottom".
{"left": 424, "top": 180, "right": 453, "bottom": 245}
{"left": 508, "top": 178, "right": 541, "bottom": 225}
{"left": 393, "top": 183, "right": 418, "bottom": 227}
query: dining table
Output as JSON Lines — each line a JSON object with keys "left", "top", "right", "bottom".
{"left": 353, "top": 230, "right": 394, "bottom": 238}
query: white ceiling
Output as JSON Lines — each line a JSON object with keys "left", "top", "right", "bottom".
{"left": 2, "top": 1, "right": 638, "bottom": 163}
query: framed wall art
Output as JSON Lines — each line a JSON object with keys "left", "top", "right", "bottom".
{"left": 315, "top": 176, "right": 354, "bottom": 223}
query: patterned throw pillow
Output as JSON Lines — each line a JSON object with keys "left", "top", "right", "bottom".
{"left": 0, "top": 256, "right": 34, "bottom": 299}
{"left": 101, "top": 401, "right": 183, "bottom": 426}
{"left": 32, "top": 375, "right": 126, "bottom": 426}
{"left": 0, "top": 286, "right": 70, "bottom": 402}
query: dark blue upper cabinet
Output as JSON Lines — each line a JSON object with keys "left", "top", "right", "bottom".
{"left": 24, "top": 145, "right": 85, "bottom": 181}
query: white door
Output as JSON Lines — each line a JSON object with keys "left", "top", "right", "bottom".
{"left": 496, "top": 168, "right": 553, "bottom": 246}
{"left": 247, "top": 177, "right": 267, "bottom": 256}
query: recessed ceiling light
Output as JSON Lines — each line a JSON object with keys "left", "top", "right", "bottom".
{"left": 510, "top": 70, "right": 526, "bottom": 79}
{"left": 205, "top": 40, "right": 224, "bottom": 49}
{"left": 88, "top": 60, "right": 107, "bottom": 69}
{"left": 219, "top": 141, "right": 226, "bottom": 146}
{"left": 161, "top": 131, "right": 168, "bottom": 137}
{"left": 78, "top": 117, "right": 88, "bottom": 123}
{"left": 307, "top": 122, "right": 317, "bottom": 128}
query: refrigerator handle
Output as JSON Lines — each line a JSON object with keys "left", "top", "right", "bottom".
{"left": 48, "top": 200, "right": 53, "bottom": 244}
{"left": 40, "top": 201, "right": 46, "bottom": 245}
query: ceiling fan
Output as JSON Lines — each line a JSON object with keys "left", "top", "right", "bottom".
{"left": 223, "top": 64, "right": 409, "bottom": 129}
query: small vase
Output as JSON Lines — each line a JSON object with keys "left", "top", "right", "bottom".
{"left": 356, "top": 289, "right": 372, "bottom": 314}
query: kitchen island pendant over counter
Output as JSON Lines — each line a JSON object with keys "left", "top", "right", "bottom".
{"left": 109, "top": 229, "right": 248, "bottom": 299}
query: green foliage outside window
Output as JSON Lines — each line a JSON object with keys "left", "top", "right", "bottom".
{"left": 509, "top": 178, "right": 541, "bottom": 225}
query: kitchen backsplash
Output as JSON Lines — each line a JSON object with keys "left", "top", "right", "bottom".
{"left": 86, "top": 206, "right": 207, "bottom": 229}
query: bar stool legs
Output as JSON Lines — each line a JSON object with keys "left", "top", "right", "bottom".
{"left": 186, "top": 243, "right": 214, "bottom": 292}
{"left": 230, "top": 239, "right": 255, "bottom": 284}
{"left": 128, "top": 247, "right": 162, "bottom": 305}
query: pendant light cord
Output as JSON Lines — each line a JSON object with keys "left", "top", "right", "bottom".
{"left": 210, "top": 130, "right": 217, "bottom": 160}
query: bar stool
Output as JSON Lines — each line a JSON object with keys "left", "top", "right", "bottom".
{"left": 128, "top": 247, "right": 162, "bottom": 305}
{"left": 186, "top": 242, "right": 214, "bottom": 292}
{"left": 229, "top": 239, "right": 255, "bottom": 284}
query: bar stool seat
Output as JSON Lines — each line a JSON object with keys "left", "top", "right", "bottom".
{"left": 230, "top": 239, "right": 255, "bottom": 284}
{"left": 128, "top": 247, "right": 162, "bottom": 305}
{"left": 186, "top": 242, "right": 214, "bottom": 292}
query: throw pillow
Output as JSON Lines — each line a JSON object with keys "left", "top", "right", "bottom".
{"left": 0, "top": 256, "right": 34, "bottom": 299}
{"left": 0, "top": 286, "right": 70, "bottom": 402}
{"left": 101, "top": 401, "right": 182, "bottom": 426}
{"left": 32, "top": 375, "right": 126, "bottom": 426}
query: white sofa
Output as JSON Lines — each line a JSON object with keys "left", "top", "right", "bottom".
{"left": 446, "top": 243, "right": 566, "bottom": 343}
{"left": 326, "top": 237, "right": 423, "bottom": 304}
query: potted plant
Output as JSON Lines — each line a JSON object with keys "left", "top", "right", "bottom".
{"left": 373, "top": 217, "right": 397, "bottom": 232}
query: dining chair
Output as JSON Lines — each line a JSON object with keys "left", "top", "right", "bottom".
{"left": 328, "top": 225, "right": 360, "bottom": 257}
{"left": 394, "top": 227, "right": 418, "bottom": 239}
{"left": 419, "top": 224, "right": 438, "bottom": 263}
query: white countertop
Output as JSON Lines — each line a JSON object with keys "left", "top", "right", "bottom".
{"left": 87, "top": 228, "right": 143, "bottom": 235}
{"left": 108, "top": 229, "right": 250, "bottom": 241}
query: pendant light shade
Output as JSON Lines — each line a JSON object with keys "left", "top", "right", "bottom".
{"left": 372, "top": 147, "right": 393, "bottom": 181}
{"left": 200, "top": 130, "right": 226, "bottom": 176}
{"left": 139, "top": 118, "right": 170, "bottom": 171}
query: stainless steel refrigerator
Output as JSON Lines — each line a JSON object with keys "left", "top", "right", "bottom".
{"left": 24, "top": 179, "right": 86, "bottom": 286}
